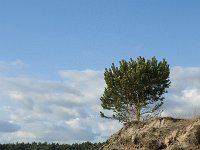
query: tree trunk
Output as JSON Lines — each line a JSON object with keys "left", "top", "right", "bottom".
{"left": 136, "top": 106, "right": 141, "bottom": 122}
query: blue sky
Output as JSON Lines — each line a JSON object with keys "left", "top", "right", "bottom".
{"left": 1, "top": 0, "right": 200, "bottom": 78}
{"left": 0, "top": 0, "right": 200, "bottom": 143}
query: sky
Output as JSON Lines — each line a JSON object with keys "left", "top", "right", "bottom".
{"left": 0, "top": 0, "right": 200, "bottom": 144}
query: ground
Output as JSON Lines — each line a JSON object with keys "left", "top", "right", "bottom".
{"left": 101, "top": 117, "right": 200, "bottom": 150}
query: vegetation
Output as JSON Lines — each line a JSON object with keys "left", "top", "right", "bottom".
{"left": 100, "top": 56, "right": 171, "bottom": 122}
{"left": 0, "top": 142, "right": 104, "bottom": 150}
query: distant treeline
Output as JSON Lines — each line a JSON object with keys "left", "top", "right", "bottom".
{"left": 0, "top": 141, "right": 104, "bottom": 150}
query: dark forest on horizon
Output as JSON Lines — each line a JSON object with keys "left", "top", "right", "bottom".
{"left": 0, "top": 141, "right": 104, "bottom": 150}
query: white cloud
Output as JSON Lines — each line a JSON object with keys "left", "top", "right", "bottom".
{"left": 163, "top": 67, "right": 200, "bottom": 117}
{"left": 0, "top": 120, "right": 20, "bottom": 132}
{"left": 0, "top": 59, "right": 27, "bottom": 72}
{"left": 0, "top": 66, "right": 200, "bottom": 143}
{"left": 0, "top": 69, "right": 120, "bottom": 143}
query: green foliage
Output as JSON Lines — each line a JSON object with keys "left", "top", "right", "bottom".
{"left": 100, "top": 56, "right": 171, "bottom": 122}
{"left": 0, "top": 142, "right": 104, "bottom": 150}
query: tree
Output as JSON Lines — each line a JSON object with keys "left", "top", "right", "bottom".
{"left": 100, "top": 56, "right": 171, "bottom": 123}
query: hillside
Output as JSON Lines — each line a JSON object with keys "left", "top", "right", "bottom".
{"left": 101, "top": 117, "right": 200, "bottom": 150}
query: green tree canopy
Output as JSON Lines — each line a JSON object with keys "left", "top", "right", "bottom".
{"left": 100, "top": 56, "right": 171, "bottom": 123}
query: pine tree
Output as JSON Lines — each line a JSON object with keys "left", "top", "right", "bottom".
{"left": 100, "top": 56, "right": 171, "bottom": 122}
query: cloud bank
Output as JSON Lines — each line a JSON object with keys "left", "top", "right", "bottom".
{"left": 0, "top": 62, "right": 200, "bottom": 143}
{"left": 0, "top": 68, "right": 121, "bottom": 143}
{"left": 164, "top": 67, "right": 200, "bottom": 117}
